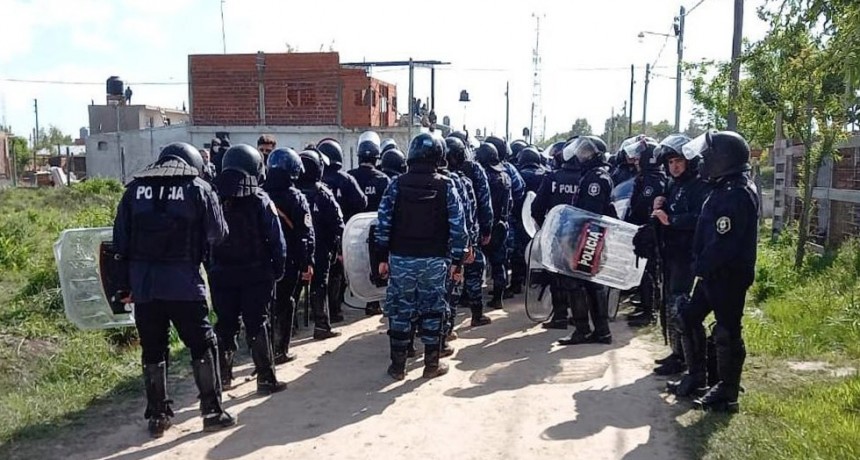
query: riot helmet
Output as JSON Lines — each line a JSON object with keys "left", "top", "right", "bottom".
{"left": 298, "top": 149, "right": 324, "bottom": 183}
{"left": 266, "top": 147, "right": 304, "bottom": 180}
{"left": 381, "top": 138, "right": 398, "bottom": 153}
{"left": 445, "top": 136, "right": 467, "bottom": 168}
{"left": 517, "top": 147, "right": 542, "bottom": 168}
{"left": 158, "top": 142, "right": 205, "bottom": 175}
{"left": 684, "top": 130, "right": 750, "bottom": 182}
{"left": 548, "top": 141, "right": 567, "bottom": 168}
{"left": 317, "top": 139, "right": 343, "bottom": 167}
{"left": 406, "top": 133, "right": 443, "bottom": 165}
{"left": 475, "top": 142, "right": 504, "bottom": 172}
{"left": 222, "top": 144, "right": 264, "bottom": 179}
{"left": 562, "top": 136, "right": 607, "bottom": 164}
{"left": 484, "top": 135, "right": 511, "bottom": 163}
{"left": 380, "top": 148, "right": 406, "bottom": 175}
{"left": 510, "top": 139, "right": 529, "bottom": 162}
{"left": 357, "top": 131, "right": 381, "bottom": 164}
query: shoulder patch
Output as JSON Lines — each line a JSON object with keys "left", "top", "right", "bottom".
{"left": 716, "top": 216, "right": 731, "bottom": 234}
{"left": 588, "top": 183, "right": 601, "bottom": 197}
{"left": 304, "top": 212, "right": 313, "bottom": 228}
{"left": 644, "top": 186, "right": 654, "bottom": 197}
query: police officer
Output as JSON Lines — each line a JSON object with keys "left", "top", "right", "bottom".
{"left": 547, "top": 141, "right": 567, "bottom": 170}
{"left": 199, "top": 148, "right": 217, "bottom": 183}
{"left": 531, "top": 140, "right": 583, "bottom": 330}
{"left": 509, "top": 139, "right": 529, "bottom": 167}
{"left": 318, "top": 138, "right": 367, "bottom": 323}
{"left": 209, "top": 144, "right": 287, "bottom": 396}
{"left": 510, "top": 146, "right": 546, "bottom": 296}
{"left": 113, "top": 142, "right": 235, "bottom": 437}
{"left": 475, "top": 142, "right": 513, "bottom": 311}
{"left": 380, "top": 148, "right": 407, "bottom": 179}
{"left": 625, "top": 136, "right": 669, "bottom": 328}
{"left": 297, "top": 148, "right": 345, "bottom": 340}
{"left": 263, "top": 147, "right": 316, "bottom": 364}
{"left": 375, "top": 133, "right": 467, "bottom": 380}
{"left": 671, "top": 131, "right": 757, "bottom": 413}
{"left": 484, "top": 135, "right": 526, "bottom": 297}
{"left": 348, "top": 134, "right": 391, "bottom": 316}
{"left": 517, "top": 147, "right": 548, "bottom": 193}
{"left": 610, "top": 144, "right": 637, "bottom": 187}
{"left": 557, "top": 136, "right": 615, "bottom": 345}
{"left": 446, "top": 136, "right": 493, "bottom": 326}
{"left": 210, "top": 135, "right": 230, "bottom": 176}
{"left": 381, "top": 137, "right": 398, "bottom": 154}
{"left": 650, "top": 135, "right": 709, "bottom": 376}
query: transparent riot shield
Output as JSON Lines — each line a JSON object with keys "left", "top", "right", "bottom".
{"left": 522, "top": 191, "right": 539, "bottom": 238}
{"left": 342, "top": 212, "right": 386, "bottom": 302}
{"left": 539, "top": 205, "right": 646, "bottom": 290}
{"left": 611, "top": 178, "right": 634, "bottom": 221}
{"left": 524, "top": 229, "right": 552, "bottom": 322}
{"left": 54, "top": 227, "right": 136, "bottom": 330}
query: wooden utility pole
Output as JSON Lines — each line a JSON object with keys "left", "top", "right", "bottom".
{"left": 727, "top": 0, "right": 744, "bottom": 131}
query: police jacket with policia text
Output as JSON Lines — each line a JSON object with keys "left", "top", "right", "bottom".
{"left": 263, "top": 168, "right": 316, "bottom": 271}
{"left": 692, "top": 173, "right": 758, "bottom": 286}
{"left": 113, "top": 160, "right": 228, "bottom": 304}
{"left": 531, "top": 161, "right": 582, "bottom": 226}
{"left": 374, "top": 162, "right": 467, "bottom": 263}
{"left": 298, "top": 180, "right": 345, "bottom": 261}
{"left": 322, "top": 168, "right": 367, "bottom": 222}
{"left": 207, "top": 189, "right": 287, "bottom": 287}
{"left": 347, "top": 165, "right": 391, "bottom": 212}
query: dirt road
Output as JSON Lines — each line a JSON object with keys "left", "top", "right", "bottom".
{"left": 16, "top": 299, "right": 687, "bottom": 460}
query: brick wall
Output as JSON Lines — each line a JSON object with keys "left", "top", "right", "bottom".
{"left": 189, "top": 52, "right": 396, "bottom": 128}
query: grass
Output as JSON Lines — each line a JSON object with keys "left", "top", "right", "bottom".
{"left": 682, "top": 230, "right": 860, "bottom": 459}
{"left": 0, "top": 180, "right": 171, "bottom": 448}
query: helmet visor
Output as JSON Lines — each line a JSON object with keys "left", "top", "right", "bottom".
{"left": 682, "top": 132, "right": 711, "bottom": 160}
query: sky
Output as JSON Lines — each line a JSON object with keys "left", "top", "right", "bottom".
{"left": 0, "top": 0, "right": 770, "bottom": 145}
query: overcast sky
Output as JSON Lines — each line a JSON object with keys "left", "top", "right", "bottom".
{"left": 1, "top": 0, "right": 769, "bottom": 144}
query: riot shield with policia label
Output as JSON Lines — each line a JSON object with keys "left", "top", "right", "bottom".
{"left": 342, "top": 212, "right": 387, "bottom": 302}
{"left": 524, "top": 228, "right": 553, "bottom": 322}
{"left": 537, "top": 205, "right": 646, "bottom": 290}
{"left": 54, "top": 227, "right": 136, "bottom": 329}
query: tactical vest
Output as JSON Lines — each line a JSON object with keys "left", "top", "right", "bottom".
{"left": 129, "top": 178, "right": 202, "bottom": 263}
{"left": 485, "top": 167, "right": 512, "bottom": 223}
{"left": 211, "top": 194, "right": 267, "bottom": 267}
{"left": 389, "top": 172, "right": 449, "bottom": 258}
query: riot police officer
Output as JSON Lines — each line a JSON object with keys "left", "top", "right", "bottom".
{"left": 347, "top": 134, "right": 391, "bottom": 316}
{"left": 517, "top": 147, "right": 548, "bottom": 193}
{"left": 650, "top": 135, "right": 710, "bottom": 376}
{"left": 672, "top": 131, "right": 758, "bottom": 413}
{"left": 475, "top": 142, "right": 513, "bottom": 311}
{"left": 484, "top": 135, "right": 526, "bottom": 297}
{"left": 557, "top": 136, "right": 615, "bottom": 345}
{"left": 446, "top": 136, "right": 494, "bottom": 326}
{"left": 209, "top": 144, "right": 287, "bottom": 396}
{"left": 375, "top": 133, "right": 467, "bottom": 380}
{"left": 380, "top": 148, "right": 407, "bottom": 179}
{"left": 531, "top": 140, "right": 583, "bottom": 330}
{"left": 625, "top": 136, "right": 669, "bottom": 328}
{"left": 510, "top": 146, "right": 546, "bottom": 296}
{"left": 610, "top": 142, "right": 637, "bottom": 187}
{"left": 113, "top": 142, "right": 235, "bottom": 437}
{"left": 318, "top": 138, "right": 367, "bottom": 323}
{"left": 509, "top": 139, "right": 529, "bottom": 167}
{"left": 297, "top": 148, "right": 345, "bottom": 340}
{"left": 263, "top": 147, "right": 316, "bottom": 364}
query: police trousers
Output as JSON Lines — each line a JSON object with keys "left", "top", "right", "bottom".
{"left": 386, "top": 254, "right": 449, "bottom": 348}
{"left": 136, "top": 300, "right": 216, "bottom": 364}
{"left": 212, "top": 281, "right": 275, "bottom": 352}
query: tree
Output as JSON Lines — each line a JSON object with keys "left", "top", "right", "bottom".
{"left": 8, "top": 136, "right": 31, "bottom": 175}
{"left": 34, "top": 125, "right": 72, "bottom": 152}
{"left": 601, "top": 113, "right": 630, "bottom": 152}
{"left": 570, "top": 118, "right": 593, "bottom": 137}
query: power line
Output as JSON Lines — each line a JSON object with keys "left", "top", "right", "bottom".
{"left": 685, "top": 0, "right": 709, "bottom": 16}
{"left": 650, "top": 25, "right": 676, "bottom": 69}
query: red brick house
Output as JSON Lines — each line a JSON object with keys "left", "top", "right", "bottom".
{"left": 188, "top": 52, "right": 397, "bottom": 128}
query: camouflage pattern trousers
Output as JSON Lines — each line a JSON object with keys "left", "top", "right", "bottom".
{"left": 386, "top": 254, "right": 449, "bottom": 349}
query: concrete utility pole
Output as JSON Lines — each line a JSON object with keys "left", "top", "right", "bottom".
{"left": 33, "top": 99, "right": 39, "bottom": 148}
{"left": 674, "top": 6, "right": 686, "bottom": 132}
{"left": 642, "top": 64, "right": 651, "bottom": 130}
{"left": 628, "top": 65, "right": 635, "bottom": 136}
{"left": 505, "top": 81, "right": 510, "bottom": 142}
{"left": 727, "top": 0, "right": 744, "bottom": 131}
{"left": 408, "top": 58, "right": 415, "bottom": 141}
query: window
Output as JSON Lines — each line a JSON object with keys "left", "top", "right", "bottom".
{"left": 97, "top": 141, "right": 108, "bottom": 151}
{"left": 354, "top": 89, "right": 366, "bottom": 106}
{"left": 287, "top": 82, "right": 316, "bottom": 107}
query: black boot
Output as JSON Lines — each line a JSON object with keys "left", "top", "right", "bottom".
{"left": 273, "top": 297, "right": 297, "bottom": 364}
{"left": 249, "top": 324, "right": 288, "bottom": 396}
{"left": 470, "top": 301, "right": 492, "bottom": 327}
{"left": 654, "top": 352, "right": 680, "bottom": 365}
{"left": 365, "top": 301, "right": 383, "bottom": 316}
{"left": 218, "top": 348, "right": 234, "bottom": 391}
{"left": 557, "top": 329, "right": 591, "bottom": 345}
{"left": 311, "top": 292, "right": 341, "bottom": 340}
{"left": 422, "top": 343, "right": 449, "bottom": 379}
{"left": 328, "top": 267, "right": 346, "bottom": 323}
{"left": 191, "top": 350, "right": 236, "bottom": 432}
{"left": 543, "top": 293, "right": 570, "bottom": 329}
{"left": 388, "top": 346, "right": 408, "bottom": 380}
{"left": 654, "top": 356, "right": 686, "bottom": 375}
{"left": 695, "top": 332, "right": 745, "bottom": 413}
{"left": 627, "top": 306, "right": 655, "bottom": 327}
{"left": 486, "top": 289, "right": 503, "bottom": 310}
{"left": 667, "top": 323, "right": 707, "bottom": 398}
{"left": 143, "top": 362, "right": 173, "bottom": 438}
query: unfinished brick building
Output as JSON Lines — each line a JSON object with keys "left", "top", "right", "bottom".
{"left": 188, "top": 52, "right": 397, "bottom": 128}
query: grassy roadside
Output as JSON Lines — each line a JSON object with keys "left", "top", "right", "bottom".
{"left": 0, "top": 181, "right": 170, "bottom": 449}
{"left": 684, "top": 232, "right": 860, "bottom": 459}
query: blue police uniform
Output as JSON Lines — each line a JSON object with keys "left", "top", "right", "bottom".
{"left": 113, "top": 156, "right": 230, "bottom": 431}
{"left": 626, "top": 169, "right": 669, "bottom": 327}
{"left": 438, "top": 167, "right": 474, "bottom": 334}
{"left": 375, "top": 161, "right": 466, "bottom": 377}
{"left": 263, "top": 168, "right": 316, "bottom": 360}
{"left": 480, "top": 162, "right": 513, "bottom": 309}
{"left": 347, "top": 164, "right": 391, "bottom": 213}
{"left": 298, "top": 178, "right": 345, "bottom": 336}
{"left": 455, "top": 160, "right": 494, "bottom": 320}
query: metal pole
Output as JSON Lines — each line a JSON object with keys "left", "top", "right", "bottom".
{"left": 34, "top": 99, "right": 39, "bottom": 148}
{"left": 529, "top": 102, "right": 535, "bottom": 144}
{"left": 628, "top": 65, "right": 635, "bottom": 136}
{"left": 727, "top": 0, "right": 744, "bottom": 131}
{"left": 505, "top": 81, "right": 510, "bottom": 142}
{"left": 675, "top": 6, "right": 686, "bottom": 132}
{"left": 430, "top": 67, "right": 436, "bottom": 112}
{"left": 408, "top": 58, "right": 414, "bottom": 141}
{"left": 643, "top": 63, "right": 651, "bottom": 131}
